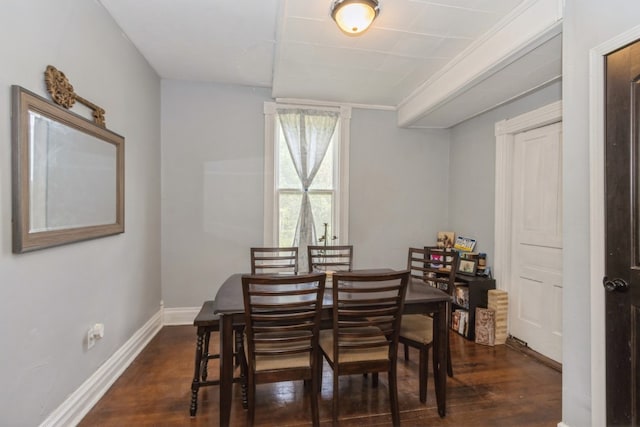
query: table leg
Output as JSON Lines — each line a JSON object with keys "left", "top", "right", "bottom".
{"left": 433, "top": 301, "right": 448, "bottom": 417}
{"left": 220, "top": 314, "right": 234, "bottom": 427}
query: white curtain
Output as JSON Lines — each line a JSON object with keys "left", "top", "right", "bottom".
{"left": 277, "top": 109, "right": 339, "bottom": 264}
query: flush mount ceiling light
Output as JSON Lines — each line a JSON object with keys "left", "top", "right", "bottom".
{"left": 331, "top": 0, "right": 380, "bottom": 36}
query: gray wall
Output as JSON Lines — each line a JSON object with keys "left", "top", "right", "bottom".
{"left": 0, "top": 1, "right": 161, "bottom": 425}
{"left": 161, "top": 81, "right": 272, "bottom": 307}
{"left": 350, "top": 109, "right": 450, "bottom": 269}
{"left": 449, "top": 81, "right": 562, "bottom": 267}
{"left": 160, "top": 81, "right": 451, "bottom": 307}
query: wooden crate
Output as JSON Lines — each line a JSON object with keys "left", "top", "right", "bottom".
{"left": 475, "top": 307, "right": 495, "bottom": 346}
{"left": 487, "top": 290, "right": 508, "bottom": 345}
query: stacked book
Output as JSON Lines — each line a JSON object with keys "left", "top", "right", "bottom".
{"left": 451, "top": 309, "right": 469, "bottom": 337}
{"left": 488, "top": 289, "right": 508, "bottom": 344}
{"left": 454, "top": 284, "right": 469, "bottom": 308}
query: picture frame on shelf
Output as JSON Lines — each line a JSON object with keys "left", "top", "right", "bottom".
{"left": 457, "top": 258, "right": 478, "bottom": 275}
{"left": 436, "top": 231, "right": 455, "bottom": 248}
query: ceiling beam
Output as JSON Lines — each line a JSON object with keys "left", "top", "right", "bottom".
{"left": 396, "top": 0, "right": 563, "bottom": 128}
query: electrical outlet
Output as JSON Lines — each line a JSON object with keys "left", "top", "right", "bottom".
{"left": 94, "top": 323, "right": 104, "bottom": 338}
{"left": 87, "top": 327, "right": 96, "bottom": 350}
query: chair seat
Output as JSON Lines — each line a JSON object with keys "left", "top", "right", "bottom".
{"left": 319, "top": 327, "right": 389, "bottom": 363}
{"left": 193, "top": 300, "right": 220, "bottom": 328}
{"left": 400, "top": 314, "right": 433, "bottom": 345}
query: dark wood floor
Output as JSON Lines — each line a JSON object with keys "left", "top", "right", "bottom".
{"left": 79, "top": 325, "right": 561, "bottom": 426}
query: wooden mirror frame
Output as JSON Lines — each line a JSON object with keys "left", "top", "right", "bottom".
{"left": 11, "top": 86, "right": 124, "bottom": 253}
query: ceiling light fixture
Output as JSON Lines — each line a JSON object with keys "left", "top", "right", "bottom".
{"left": 331, "top": 0, "right": 380, "bottom": 36}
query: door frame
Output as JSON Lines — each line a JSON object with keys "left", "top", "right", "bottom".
{"left": 589, "top": 23, "right": 640, "bottom": 427}
{"left": 494, "top": 100, "right": 562, "bottom": 301}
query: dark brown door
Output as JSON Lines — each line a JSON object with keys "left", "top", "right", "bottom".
{"left": 605, "top": 39, "right": 640, "bottom": 426}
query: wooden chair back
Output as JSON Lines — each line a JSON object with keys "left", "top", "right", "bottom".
{"left": 329, "top": 270, "right": 409, "bottom": 368}
{"left": 250, "top": 247, "right": 298, "bottom": 275}
{"left": 407, "top": 246, "right": 459, "bottom": 296}
{"left": 307, "top": 244, "right": 353, "bottom": 272}
{"left": 321, "top": 269, "right": 409, "bottom": 426}
{"left": 241, "top": 272, "right": 326, "bottom": 426}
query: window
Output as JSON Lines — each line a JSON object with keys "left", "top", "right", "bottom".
{"left": 263, "top": 103, "right": 350, "bottom": 252}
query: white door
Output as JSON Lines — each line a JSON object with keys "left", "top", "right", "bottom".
{"left": 509, "top": 122, "right": 563, "bottom": 363}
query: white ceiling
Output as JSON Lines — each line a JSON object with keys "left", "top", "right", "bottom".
{"left": 99, "top": 0, "right": 562, "bottom": 128}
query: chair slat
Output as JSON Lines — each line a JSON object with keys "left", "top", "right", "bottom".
{"left": 307, "top": 245, "right": 353, "bottom": 272}
{"left": 250, "top": 247, "right": 299, "bottom": 275}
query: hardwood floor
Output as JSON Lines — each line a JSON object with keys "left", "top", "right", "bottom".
{"left": 79, "top": 325, "right": 561, "bottom": 426}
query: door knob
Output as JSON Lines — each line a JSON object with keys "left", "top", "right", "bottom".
{"left": 602, "top": 277, "right": 629, "bottom": 293}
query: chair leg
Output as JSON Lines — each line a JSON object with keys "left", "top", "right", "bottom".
{"left": 332, "top": 368, "right": 339, "bottom": 426}
{"left": 419, "top": 347, "right": 428, "bottom": 403}
{"left": 201, "top": 330, "right": 211, "bottom": 381}
{"left": 447, "top": 343, "right": 454, "bottom": 377}
{"left": 372, "top": 372, "right": 379, "bottom": 387}
{"left": 240, "top": 341, "right": 249, "bottom": 409}
{"left": 389, "top": 364, "right": 400, "bottom": 427}
{"left": 190, "top": 329, "right": 205, "bottom": 416}
{"left": 247, "top": 372, "right": 256, "bottom": 426}
{"left": 404, "top": 342, "right": 410, "bottom": 361}
{"left": 310, "top": 364, "right": 320, "bottom": 427}
{"left": 445, "top": 308, "right": 454, "bottom": 378}
{"left": 234, "top": 326, "right": 244, "bottom": 367}
{"left": 233, "top": 326, "right": 249, "bottom": 409}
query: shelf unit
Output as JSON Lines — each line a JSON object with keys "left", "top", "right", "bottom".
{"left": 451, "top": 274, "right": 496, "bottom": 340}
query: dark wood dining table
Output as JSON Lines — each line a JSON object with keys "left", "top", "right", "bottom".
{"left": 213, "top": 270, "right": 451, "bottom": 426}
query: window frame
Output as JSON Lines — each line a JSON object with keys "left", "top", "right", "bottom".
{"left": 263, "top": 102, "right": 351, "bottom": 247}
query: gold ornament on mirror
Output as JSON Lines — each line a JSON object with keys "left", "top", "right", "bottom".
{"left": 44, "top": 65, "right": 106, "bottom": 126}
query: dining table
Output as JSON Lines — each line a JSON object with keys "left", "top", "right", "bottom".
{"left": 213, "top": 269, "right": 451, "bottom": 426}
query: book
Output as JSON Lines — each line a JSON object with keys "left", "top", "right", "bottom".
{"left": 454, "top": 236, "right": 476, "bottom": 252}
{"left": 458, "top": 310, "right": 468, "bottom": 335}
{"left": 430, "top": 253, "right": 443, "bottom": 268}
{"left": 455, "top": 285, "right": 469, "bottom": 308}
{"left": 452, "top": 310, "right": 460, "bottom": 331}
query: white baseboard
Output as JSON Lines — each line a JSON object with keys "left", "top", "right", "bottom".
{"left": 163, "top": 306, "right": 200, "bottom": 325}
{"left": 39, "top": 309, "right": 163, "bottom": 427}
{"left": 557, "top": 422, "right": 569, "bottom": 427}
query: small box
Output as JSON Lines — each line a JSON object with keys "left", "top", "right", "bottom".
{"left": 475, "top": 307, "right": 495, "bottom": 346}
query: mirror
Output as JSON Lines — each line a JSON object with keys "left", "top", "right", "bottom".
{"left": 11, "top": 85, "right": 124, "bottom": 253}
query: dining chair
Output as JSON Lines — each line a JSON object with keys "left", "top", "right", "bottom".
{"left": 190, "top": 300, "right": 246, "bottom": 416}
{"left": 320, "top": 270, "right": 410, "bottom": 427}
{"left": 399, "top": 246, "right": 459, "bottom": 403}
{"left": 250, "top": 247, "right": 299, "bottom": 275}
{"left": 307, "top": 244, "right": 353, "bottom": 272}
{"left": 241, "top": 272, "right": 326, "bottom": 427}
